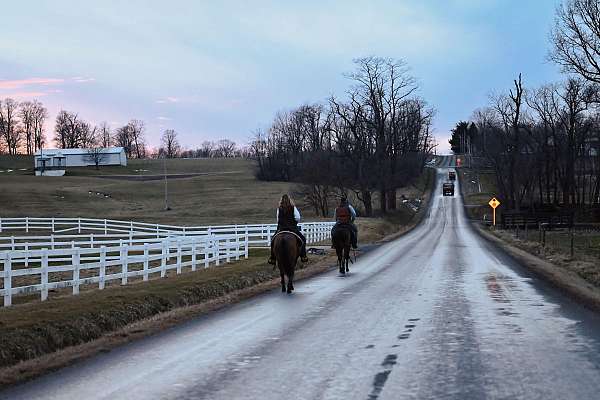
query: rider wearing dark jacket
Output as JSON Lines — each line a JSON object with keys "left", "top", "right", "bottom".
{"left": 333, "top": 197, "right": 358, "bottom": 248}
{"left": 268, "top": 194, "right": 308, "bottom": 265}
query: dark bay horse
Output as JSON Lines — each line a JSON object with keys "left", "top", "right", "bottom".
{"left": 332, "top": 225, "right": 351, "bottom": 274}
{"left": 272, "top": 232, "right": 300, "bottom": 293}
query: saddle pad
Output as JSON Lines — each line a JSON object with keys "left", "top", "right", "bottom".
{"left": 272, "top": 230, "right": 303, "bottom": 243}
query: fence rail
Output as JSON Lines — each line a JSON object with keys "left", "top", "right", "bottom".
{"left": 0, "top": 217, "right": 335, "bottom": 307}
{"left": 0, "top": 217, "right": 333, "bottom": 247}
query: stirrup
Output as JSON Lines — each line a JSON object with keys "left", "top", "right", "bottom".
{"left": 267, "top": 257, "right": 276, "bottom": 265}
{"left": 301, "top": 256, "right": 309, "bottom": 262}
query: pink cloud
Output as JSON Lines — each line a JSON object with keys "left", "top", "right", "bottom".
{"left": 71, "top": 77, "right": 95, "bottom": 83}
{"left": 5, "top": 91, "right": 49, "bottom": 99}
{"left": 0, "top": 78, "right": 64, "bottom": 90}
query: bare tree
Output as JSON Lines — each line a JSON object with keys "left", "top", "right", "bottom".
{"left": 20, "top": 101, "right": 36, "bottom": 154}
{"left": 160, "top": 129, "right": 180, "bottom": 158}
{"left": 216, "top": 139, "right": 236, "bottom": 157}
{"left": 114, "top": 120, "right": 146, "bottom": 158}
{"left": 551, "top": 0, "right": 600, "bottom": 83}
{"left": 0, "top": 98, "right": 21, "bottom": 155}
{"left": 85, "top": 147, "right": 108, "bottom": 170}
{"left": 99, "top": 122, "right": 112, "bottom": 147}
{"left": 32, "top": 101, "right": 47, "bottom": 152}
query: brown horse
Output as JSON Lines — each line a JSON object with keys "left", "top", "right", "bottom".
{"left": 332, "top": 225, "right": 351, "bottom": 274}
{"left": 272, "top": 232, "right": 300, "bottom": 293}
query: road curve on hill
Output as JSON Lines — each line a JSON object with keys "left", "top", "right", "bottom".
{"left": 3, "top": 156, "right": 600, "bottom": 400}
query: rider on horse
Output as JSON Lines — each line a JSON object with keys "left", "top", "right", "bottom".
{"left": 268, "top": 194, "right": 309, "bottom": 265}
{"left": 332, "top": 197, "right": 358, "bottom": 249}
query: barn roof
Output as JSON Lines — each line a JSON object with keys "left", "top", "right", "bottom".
{"left": 34, "top": 147, "right": 125, "bottom": 156}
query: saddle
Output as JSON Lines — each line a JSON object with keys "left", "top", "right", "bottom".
{"left": 272, "top": 230, "right": 303, "bottom": 245}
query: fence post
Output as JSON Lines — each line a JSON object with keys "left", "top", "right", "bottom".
{"left": 235, "top": 232, "right": 240, "bottom": 260}
{"left": 25, "top": 242, "right": 29, "bottom": 267}
{"left": 176, "top": 239, "right": 182, "bottom": 274}
{"left": 4, "top": 254, "right": 12, "bottom": 307}
{"left": 161, "top": 241, "right": 167, "bottom": 278}
{"left": 91, "top": 234, "right": 94, "bottom": 249}
{"left": 542, "top": 228, "right": 546, "bottom": 248}
{"left": 78, "top": 217, "right": 81, "bottom": 234}
{"left": 104, "top": 219, "right": 108, "bottom": 235}
{"left": 73, "top": 248, "right": 80, "bottom": 295}
{"left": 99, "top": 246, "right": 106, "bottom": 290}
{"left": 51, "top": 217, "right": 55, "bottom": 233}
{"left": 10, "top": 237, "right": 14, "bottom": 251}
{"left": 204, "top": 239, "right": 210, "bottom": 269}
{"left": 0, "top": 217, "right": 2, "bottom": 233}
{"left": 245, "top": 228, "right": 249, "bottom": 259}
{"left": 191, "top": 239, "right": 197, "bottom": 272}
{"left": 41, "top": 248, "right": 48, "bottom": 301}
{"left": 143, "top": 244, "right": 149, "bottom": 281}
{"left": 226, "top": 237, "right": 231, "bottom": 263}
{"left": 215, "top": 238, "right": 221, "bottom": 266}
{"left": 570, "top": 228, "right": 574, "bottom": 258}
{"left": 26, "top": 216, "right": 29, "bottom": 233}
{"left": 120, "top": 240, "right": 128, "bottom": 285}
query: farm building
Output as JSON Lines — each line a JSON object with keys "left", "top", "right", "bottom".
{"left": 34, "top": 147, "right": 127, "bottom": 176}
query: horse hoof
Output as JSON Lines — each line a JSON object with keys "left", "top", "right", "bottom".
{"left": 287, "top": 288, "right": 293, "bottom": 294}
{"left": 282, "top": 286, "right": 286, "bottom": 293}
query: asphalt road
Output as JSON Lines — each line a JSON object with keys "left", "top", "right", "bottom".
{"left": 4, "top": 156, "right": 600, "bottom": 399}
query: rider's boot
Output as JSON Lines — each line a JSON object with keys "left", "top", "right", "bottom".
{"left": 300, "top": 243, "right": 309, "bottom": 263}
{"left": 267, "top": 246, "right": 276, "bottom": 265}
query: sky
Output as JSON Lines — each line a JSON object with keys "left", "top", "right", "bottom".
{"left": 0, "top": 0, "right": 564, "bottom": 153}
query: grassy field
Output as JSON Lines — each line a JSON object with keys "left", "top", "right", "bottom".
{"left": 0, "top": 155, "right": 432, "bottom": 227}
{"left": 0, "top": 157, "right": 295, "bottom": 226}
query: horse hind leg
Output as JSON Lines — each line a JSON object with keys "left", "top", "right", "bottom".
{"left": 287, "top": 271, "right": 294, "bottom": 294}
{"left": 345, "top": 246, "right": 350, "bottom": 272}
{"left": 280, "top": 269, "right": 286, "bottom": 293}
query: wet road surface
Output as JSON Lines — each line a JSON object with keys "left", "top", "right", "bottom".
{"left": 3, "top": 156, "right": 600, "bottom": 399}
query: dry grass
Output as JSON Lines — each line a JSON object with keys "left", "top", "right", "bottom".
{"left": 0, "top": 158, "right": 295, "bottom": 226}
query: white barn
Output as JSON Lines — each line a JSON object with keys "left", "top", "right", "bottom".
{"left": 34, "top": 147, "right": 127, "bottom": 176}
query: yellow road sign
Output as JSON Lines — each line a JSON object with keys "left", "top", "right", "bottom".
{"left": 488, "top": 197, "right": 500, "bottom": 226}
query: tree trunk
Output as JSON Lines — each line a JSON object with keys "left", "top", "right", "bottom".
{"left": 379, "top": 189, "right": 387, "bottom": 214}
{"left": 387, "top": 189, "right": 397, "bottom": 210}
{"left": 362, "top": 190, "right": 373, "bottom": 217}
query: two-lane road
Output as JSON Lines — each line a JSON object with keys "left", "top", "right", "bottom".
{"left": 4, "top": 157, "right": 600, "bottom": 399}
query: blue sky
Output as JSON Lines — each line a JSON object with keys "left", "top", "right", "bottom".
{"left": 0, "top": 0, "right": 563, "bottom": 152}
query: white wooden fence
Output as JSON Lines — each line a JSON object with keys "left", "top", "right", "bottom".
{"left": 0, "top": 217, "right": 333, "bottom": 248}
{"left": 0, "top": 217, "right": 335, "bottom": 307}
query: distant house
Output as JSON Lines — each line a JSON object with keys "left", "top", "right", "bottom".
{"left": 34, "top": 147, "right": 127, "bottom": 176}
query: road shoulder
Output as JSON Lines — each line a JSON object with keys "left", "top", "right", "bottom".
{"left": 472, "top": 223, "right": 600, "bottom": 312}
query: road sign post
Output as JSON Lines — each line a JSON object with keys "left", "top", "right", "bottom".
{"left": 488, "top": 197, "right": 500, "bottom": 227}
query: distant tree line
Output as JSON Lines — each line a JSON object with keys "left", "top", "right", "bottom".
{"left": 0, "top": 99, "right": 48, "bottom": 155}
{"left": 449, "top": 0, "right": 600, "bottom": 212}
{"left": 250, "top": 57, "right": 436, "bottom": 217}
{"left": 0, "top": 98, "right": 247, "bottom": 160}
